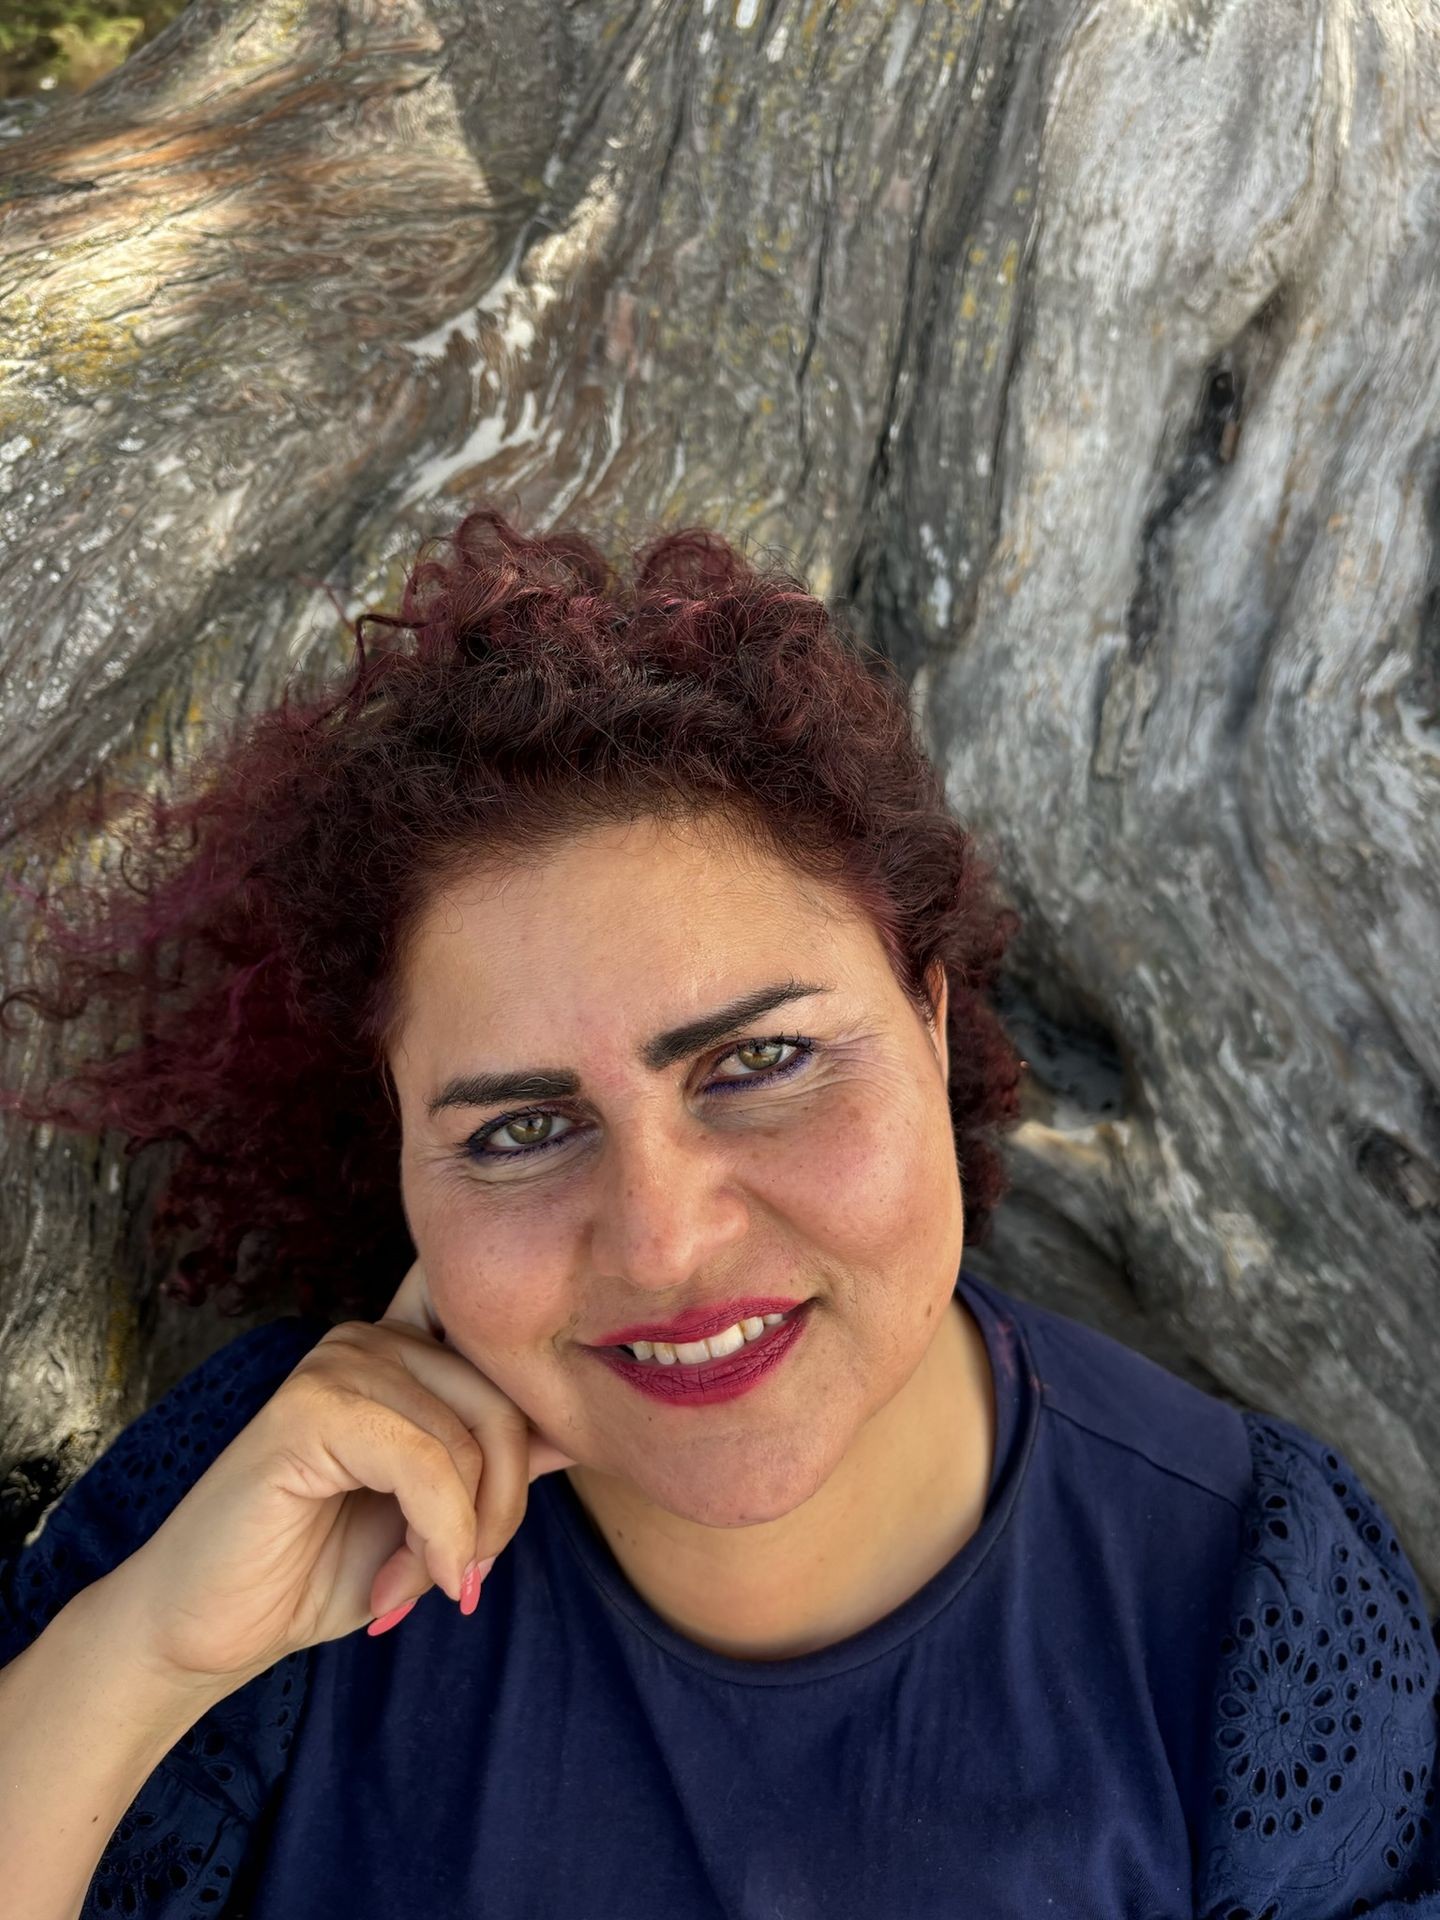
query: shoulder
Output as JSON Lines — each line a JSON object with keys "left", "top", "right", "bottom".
{"left": 1194, "top": 1406, "right": 1440, "bottom": 1917}
{"left": 962, "top": 1269, "right": 1440, "bottom": 1913}
{"left": 963, "top": 1268, "right": 1254, "bottom": 1509}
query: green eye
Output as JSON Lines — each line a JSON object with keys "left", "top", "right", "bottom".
{"left": 463, "top": 1034, "right": 817, "bottom": 1165}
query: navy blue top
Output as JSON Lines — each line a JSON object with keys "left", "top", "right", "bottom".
{"left": 3, "top": 1267, "right": 1438, "bottom": 1919}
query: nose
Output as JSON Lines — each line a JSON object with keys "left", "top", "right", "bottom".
{"left": 585, "top": 1118, "right": 751, "bottom": 1297}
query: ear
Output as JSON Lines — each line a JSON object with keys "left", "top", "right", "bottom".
{"left": 923, "top": 958, "right": 950, "bottom": 1084}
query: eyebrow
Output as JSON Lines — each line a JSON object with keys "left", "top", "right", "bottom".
{"left": 425, "top": 979, "right": 835, "bottom": 1120}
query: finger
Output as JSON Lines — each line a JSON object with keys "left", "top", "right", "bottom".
{"left": 310, "top": 1382, "right": 479, "bottom": 1602}
{"left": 355, "top": 1297, "right": 579, "bottom": 1489}
{"left": 332, "top": 1491, "right": 428, "bottom": 1623}
{"left": 373, "top": 1426, "right": 577, "bottom": 1615}
{"left": 339, "top": 1291, "right": 580, "bottom": 1558}
{"left": 374, "top": 1269, "right": 578, "bottom": 1482}
{"left": 308, "top": 1324, "right": 541, "bottom": 1583}
{"left": 364, "top": 1430, "right": 566, "bottom": 1619}
{"left": 357, "top": 1390, "right": 578, "bottom": 1621}
{"left": 376, "top": 1336, "right": 579, "bottom": 1549}
{"left": 368, "top": 1532, "right": 430, "bottom": 1621}
{"left": 302, "top": 1325, "right": 489, "bottom": 1510}
{"left": 466, "top": 1389, "right": 532, "bottom": 1562}
{"left": 371, "top": 1335, "right": 573, "bottom": 1559}
{"left": 368, "top": 1305, "right": 583, "bottom": 1482}
{"left": 370, "top": 1560, "right": 421, "bottom": 1624}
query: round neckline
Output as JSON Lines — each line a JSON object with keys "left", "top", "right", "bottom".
{"left": 538, "top": 1268, "right": 1040, "bottom": 1685}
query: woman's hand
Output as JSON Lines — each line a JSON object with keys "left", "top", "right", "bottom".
{"left": 113, "top": 1259, "right": 578, "bottom": 1690}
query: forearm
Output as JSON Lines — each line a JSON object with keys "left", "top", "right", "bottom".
{"left": 0, "top": 1565, "right": 229, "bottom": 1920}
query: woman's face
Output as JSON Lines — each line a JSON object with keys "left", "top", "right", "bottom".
{"left": 386, "top": 812, "right": 964, "bottom": 1529}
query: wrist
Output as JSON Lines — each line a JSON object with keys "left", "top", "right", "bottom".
{"left": 66, "top": 1561, "right": 242, "bottom": 1731}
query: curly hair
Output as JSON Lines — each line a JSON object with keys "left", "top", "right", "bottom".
{"left": 1, "top": 503, "right": 1026, "bottom": 1323}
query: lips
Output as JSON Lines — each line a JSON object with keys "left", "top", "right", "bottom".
{"left": 591, "top": 1297, "right": 808, "bottom": 1348}
{"left": 590, "top": 1302, "right": 813, "bottom": 1405}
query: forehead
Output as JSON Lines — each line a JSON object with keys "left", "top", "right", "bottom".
{"left": 390, "top": 815, "right": 872, "bottom": 1053}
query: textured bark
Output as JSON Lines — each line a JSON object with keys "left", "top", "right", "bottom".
{"left": 1, "top": 0, "right": 1437, "bottom": 1605}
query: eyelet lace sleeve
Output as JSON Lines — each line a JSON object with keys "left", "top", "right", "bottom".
{"left": 0, "top": 1314, "right": 330, "bottom": 1919}
{"left": 1196, "top": 1410, "right": 1440, "bottom": 1920}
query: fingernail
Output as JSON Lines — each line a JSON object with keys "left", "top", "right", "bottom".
{"left": 367, "top": 1598, "right": 418, "bottom": 1637}
{"left": 459, "top": 1554, "right": 497, "bottom": 1617}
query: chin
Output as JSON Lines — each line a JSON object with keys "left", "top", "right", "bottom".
{"left": 635, "top": 1435, "right": 838, "bottom": 1529}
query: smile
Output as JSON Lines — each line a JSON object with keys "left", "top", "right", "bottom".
{"left": 618, "top": 1309, "right": 794, "bottom": 1366}
{"left": 589, "top": 1302, "right": 814, "bottom": 1407}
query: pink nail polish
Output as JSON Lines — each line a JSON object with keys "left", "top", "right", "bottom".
{"left": 459, "top": 1554, "right": 497, "bottom": 1617}
{"left": 367, "top": 1598, "right": 418, "bottom": 1637}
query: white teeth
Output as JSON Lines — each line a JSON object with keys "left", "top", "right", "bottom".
{"left": 624, "top": 1310, "right": 793, "bottom": 1366}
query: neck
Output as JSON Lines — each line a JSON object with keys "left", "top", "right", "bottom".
{"left": 563, "top": 1292, "right": 997, "bottom": 1661}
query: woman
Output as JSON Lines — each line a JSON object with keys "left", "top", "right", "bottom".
{"left": 0, "top": 506, "right": 1435, "bottom": 1920}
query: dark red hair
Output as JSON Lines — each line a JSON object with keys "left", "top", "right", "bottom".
{"left": 2, "top": 504, "right": 1025, "bottom": 1321}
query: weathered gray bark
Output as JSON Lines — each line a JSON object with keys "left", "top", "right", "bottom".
{"left": 1, "top": 0, "right": 1437, "bottom": 1603}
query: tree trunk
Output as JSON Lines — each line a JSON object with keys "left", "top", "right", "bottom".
{"left": 2, "top": 0, "right": 1437, "bottom": 1606}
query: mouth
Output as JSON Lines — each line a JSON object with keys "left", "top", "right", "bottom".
{"left": 586, "top": 1300, "right": 815, "bottom": 1407}
{"left": 605, "top": 1301, "right": 808, "bottom": 1364}
{"left": 590, "top": 1295, "right": 810, "bottom": 1353}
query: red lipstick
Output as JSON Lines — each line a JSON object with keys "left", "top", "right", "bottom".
{"left": 591, "top": 1298, "right": 807, "bottom": 1348}
{"left": 588, "top": 1301, "right": 813, "bottom": 1406}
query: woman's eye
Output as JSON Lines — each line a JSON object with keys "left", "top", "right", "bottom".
{"left": 719, "top": 1038, "right": 794, "bottom": 1077}
{"left": 462, "top": 1034, "right": 816, "bottom": 1165}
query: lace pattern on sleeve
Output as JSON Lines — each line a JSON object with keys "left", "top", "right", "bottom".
{"left": 1196, "top": 1411, "right": 1440, "bottom": 1920}
{"left": 82, "top": 1647, "right": 311, "bottom": 1918}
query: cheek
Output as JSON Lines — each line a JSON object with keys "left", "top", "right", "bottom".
{"left": 404, "top": 1168, "right": 572, "bottom": 1349}
{"left": 769, "top": 1081, "right": 956, "bottom": 1267}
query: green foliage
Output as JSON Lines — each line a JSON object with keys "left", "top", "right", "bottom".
{"left": 0, "top": 0, "right": 189, "bottom": 99}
